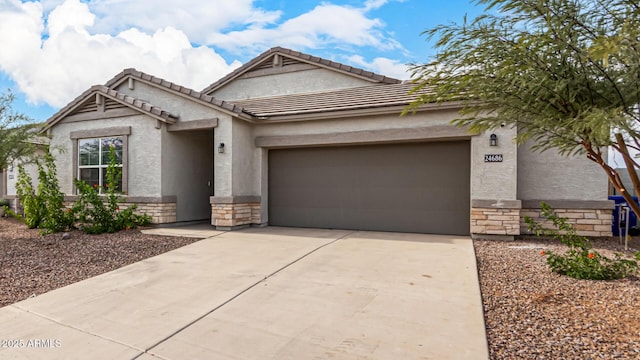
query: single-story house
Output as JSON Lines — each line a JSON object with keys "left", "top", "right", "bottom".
{"left": 4, "top": 47, "right": 612, "bottom": 239}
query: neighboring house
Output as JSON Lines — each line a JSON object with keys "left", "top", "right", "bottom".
{"left": 2, "top": 138, "right": 48, "bottom": 210}
{"left": 609, "top": 168, "right": 638, "bottom": 197}
{"left": 7, "top": 47, "right": 612, "bottom": 238}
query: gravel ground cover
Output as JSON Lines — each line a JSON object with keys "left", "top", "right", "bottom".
{"left": 475, "top": 237, "right": 640, "bottom": 359}
{"left": 0, "top": 217, "right": 199, "bottom": 308}
{"left": 3, "top": 215, "right": 640, "bottom": 358}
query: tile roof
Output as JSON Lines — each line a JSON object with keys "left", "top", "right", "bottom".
{"left": 105, "top": 69, "right": 254, "bottom": 119}
{"left": 201, "top": 46, "right": 402, "bottom": 95}
{"left": 98, "top": 85, "right": 178, "bottom": 122}
{"left": 229, "top": 83, "right": 431, "bottom": 118}
{"left": 42, "top": 85, "right": 178, "bottom": 132}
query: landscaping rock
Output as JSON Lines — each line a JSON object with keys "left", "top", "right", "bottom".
{"left": 475, "top": 237, "right": 640, "bottom": 359}
{"left": 0, "top": 217, "right": 199, "bottom": 308}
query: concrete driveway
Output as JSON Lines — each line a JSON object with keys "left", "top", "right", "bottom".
{"left": 0, "top": 227, "right": 488, "bottom": 360}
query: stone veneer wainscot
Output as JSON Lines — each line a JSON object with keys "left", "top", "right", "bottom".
{"left": 520, "top": 200, "right": 613, "bottom": 237}
{"left": 64, "top": 196, "right": 177, "bottom": 224}
{"left": 471, "top": 199, "right": 613, "bottom": 239}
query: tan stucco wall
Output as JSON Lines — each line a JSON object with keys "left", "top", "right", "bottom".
{"left": 517, "top": 140, "right": 607, "bottom": 201}
{"left": 114, "top": 81, "right": 221, "bottom": 121}
{"left": 232, "top": 120, "right": 259, "bottom": 195}
{"left": 213, "top": 116, "right": 233, "bottom": 197}
{"left": 210, "top": 68, "right": 374, "bottom": 100}
{"left": 470, "top": 125, "right": 518, "bottom": 201}
{"left": 50, "top": 114, "right": 162, "bottom": 197}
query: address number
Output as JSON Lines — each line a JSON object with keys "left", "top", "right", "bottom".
{"left": 484, "top": 154, "right": 503, "bottom": 162}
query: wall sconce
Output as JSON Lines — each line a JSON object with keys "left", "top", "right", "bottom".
{"left": 218, "top": 142, "right": 225, "bottom": 153}
{"left": 489, "top": 133, "right": 498, "bottom": 147}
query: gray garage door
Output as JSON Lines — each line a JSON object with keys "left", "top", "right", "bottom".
{"left": 268, "top": 141, "right": 470, "bottom": 235}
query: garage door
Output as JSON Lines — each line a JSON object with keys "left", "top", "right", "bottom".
{"left": 268, "top": 141, "right": 470, "bottom": 235}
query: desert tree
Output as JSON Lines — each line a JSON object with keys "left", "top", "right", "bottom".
{"left": 408, "top": 0, "right": 640, "bottom": 216}
{"left": 0, "top": 90, "right": 39, "bottom": 171}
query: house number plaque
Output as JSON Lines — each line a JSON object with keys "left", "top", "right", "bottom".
{"left": 484, "top": 154, "right": 503, "bottom": 162}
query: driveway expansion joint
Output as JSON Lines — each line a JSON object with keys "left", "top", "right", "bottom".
{"left": 133, "top": 230, "right": 355, "bottom": 360}
{"left": 9, "top": 304, "right": 145, "bottom": 354}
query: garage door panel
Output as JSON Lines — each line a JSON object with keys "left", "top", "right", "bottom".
{"left": 269, "top": 142, "right": 470, "bottom": 235}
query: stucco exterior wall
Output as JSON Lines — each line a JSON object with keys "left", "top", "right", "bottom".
{"left": 161, "top": 129, "right": 213, "bottom": 222}
{"left": 114, "top": 81, "right": 220, "bottom": 121}
{"left": 50, "top": 115, "right": 162, "bottom": 197}
{"left": 214, "top": 116, "right": 233, "bottom": 197}
{"left": 232, "top": 120, "right": 259, "bottom": 195}
{"left": 470, "top": 125, "right": 518, "bottom": 201}
{"left": 517, "top": 140, "right": 607, "bottom": 200}
{"left": 210, "top": 68, "right": 374, "bottom": 100}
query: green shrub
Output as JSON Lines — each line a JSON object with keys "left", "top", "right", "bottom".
{"left": 15, "top": 153, "right": 73, "bottom": 234}
{"left": 16, "top": 163, "right": 43, "bottom": 228}
{"left": 37, "top": 154, "right": 74, "bottom": 233}
{"left": 0, "top": 198, "right": 8, "bottom": 218}
{"left": 525, "top": 202, "right": 638, "bottom": 280}
{"left": 73, "top": 146, "right": 150, "bottom": 234}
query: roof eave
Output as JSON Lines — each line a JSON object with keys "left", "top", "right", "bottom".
{"left": 41, "top": 85, "right": 178, "bottom": 133}
{"left": 253, "top": 101, "right": 467, "bottom": 123}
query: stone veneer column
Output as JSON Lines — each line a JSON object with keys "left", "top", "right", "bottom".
{"left": 210, "top": 196, "right": 262, "bottom": 230}
{"left": 471, "top": 199, "right": 522, "bottom": 240}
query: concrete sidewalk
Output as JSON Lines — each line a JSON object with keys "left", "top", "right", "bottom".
{"left": 0, "top": 227, "right": 488, "bottom": 359}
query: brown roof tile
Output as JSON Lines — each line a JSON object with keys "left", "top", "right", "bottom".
{"left": 103, "top": 68, "right": 255, "bottom": 120}
{"left": 201, "top": 47, "right": 401, "bottom": 95}
{"left": 41, "top": 85, "right": 179, "bottom": 132}
{"left": 229, "top": 83, "right": 431, "bottom": 118}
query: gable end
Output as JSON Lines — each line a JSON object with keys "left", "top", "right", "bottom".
{"left": 202, "top": 47, "right": 401, "bottom": 96}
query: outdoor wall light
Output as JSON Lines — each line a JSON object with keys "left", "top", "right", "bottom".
{"left": 218, "top": 142, "right": 225, "bottom": 153}
{"left": 489, "top": 133, "right": 498, "bottom": 147}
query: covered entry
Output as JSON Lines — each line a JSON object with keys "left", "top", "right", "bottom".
{"left": 268, "top": 141, "right": 471, "bottom": 235}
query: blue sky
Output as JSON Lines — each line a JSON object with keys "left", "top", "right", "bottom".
{"left": 0, "top": 0, "right": 484, "bottom": 123}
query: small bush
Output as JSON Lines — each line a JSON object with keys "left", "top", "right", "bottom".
{"left": 15, "top": 153, "right": 73, "bottom": 234}
{"left": 73, "top": 146, "right": 150, "bottom": 234}
{"left": 525, "top": 202, "right": 638, "bottom": 280}
{"left": 0, "top": 198, "right": 8, "bottom": 216}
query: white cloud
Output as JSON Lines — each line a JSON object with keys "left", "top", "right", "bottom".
{"left": 364, "top": 0, "right": 390, "bottom": 11}
{"left": 347, "top": 55, "right": 410, "bottom": 80}
{"left": 0, "top": 0, "right": 241, "bottom": 108}
{"left": 86, "top": 0, "right": 281, "bottom": 45}
{"left": 206, "top": 3, "right": 403, "bottom": 54}
{"left": 0, "top": 0, "right": 411, "bottom": 109}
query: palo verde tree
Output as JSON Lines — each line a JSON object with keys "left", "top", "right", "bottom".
{"left": 0, "top": 90, "right": 39, "bottom": 171}
{"left": 408, "top": 0, "right": 640, "bottom": 216}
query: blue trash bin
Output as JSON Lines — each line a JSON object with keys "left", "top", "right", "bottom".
{"left": 609, "top": 195, "right": 638, "bottom": 236}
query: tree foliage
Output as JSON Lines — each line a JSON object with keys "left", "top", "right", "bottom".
{"left": 0, "top": 90, "right": 39, "bottom": 170}
{"left": 408, "top": 0, "right": 640, "bottom": 216}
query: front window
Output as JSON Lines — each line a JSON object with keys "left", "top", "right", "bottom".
{"left": 78, "top": 137, "right": 123, "bottom": 193}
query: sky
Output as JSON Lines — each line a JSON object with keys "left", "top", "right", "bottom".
{"left": 0, "top": 0, "right": 485, "bottom": 123}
